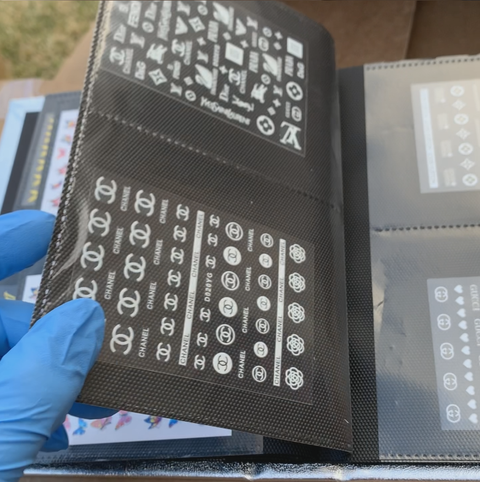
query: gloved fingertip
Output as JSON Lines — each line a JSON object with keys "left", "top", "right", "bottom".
{"left": 28, "top": 298, "right": 106, "bottom": 377}
{"left": 34, "top": 298, "right": 105, "bottom": 343}
{"left": 21, "top": 209, "right": 55, "bottom": 224}
{"left": 0, "top": 210, "right": 56, "bottom": 281}
{"left": 5, "top": 209, "right": 55, "bottom": 225}
{"left": 70, "top": 402, "right": 117, "bottom": 420}
{"left": 60, "top": 298, "right": 105, "bottom": 323}
{"left": 40, "top": 425, "right": 69, "bottom": 453}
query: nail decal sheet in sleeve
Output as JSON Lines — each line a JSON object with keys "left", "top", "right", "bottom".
{"left": 428, "top": 277, "right": 480, "bottom": 430}
{"left": 105, "top": 1, "right": 308, "bottom": 154}
{"left": 32, "top": 1, "right": 351, "bottom": 451}
{"left": 73, "top": 170, "right": 314, "bottom": 404}
{"left": 412, "top": 79, "right": 480, "bottom": 193}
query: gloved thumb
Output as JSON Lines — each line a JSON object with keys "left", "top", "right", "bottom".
{"left": 0, "top": 299, "right": 105, "bottom": 482}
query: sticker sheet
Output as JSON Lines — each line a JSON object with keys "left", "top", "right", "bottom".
{"left": 412, "top": 79, "right": 480, "bottom": 193}
{"left": 104, "top": 1, "right": 308, "bottom": 154}
{"left": 428, "top": 277, "right": 480, "bottom": 430}
{"left": 71, "top": 170, "right": 314, "bottom": 404}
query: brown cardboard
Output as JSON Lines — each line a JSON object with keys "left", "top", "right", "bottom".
{"left": 39, "top": 23, "right": 94, "bottom": 95}
{"left": 41, "top": 1, "right": 418, "bottom": 91}
{"left": 407, "top": 1, "right": 480, "bottom": 59}
{"left": 284, "top": 0, "right": 417, "bottom": 68}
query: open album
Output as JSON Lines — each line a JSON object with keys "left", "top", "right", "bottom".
{"left": 19, "top": 0, "right": 480, "bottom": 462}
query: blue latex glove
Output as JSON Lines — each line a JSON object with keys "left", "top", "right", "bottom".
{"left": 0, "top": 210, "right": 115, "bottom": 482}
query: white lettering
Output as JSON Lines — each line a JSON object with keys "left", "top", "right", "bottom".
{"left": 238, "top": 350, "right": 246, "bottom": 378}
{"left": 104, "top": 270, "right": 116, "bottom": 300}
{"left": 247, "top": 228, "right": 254, "bottom": 252}
{"left": 138, "top": 328, "right": 150, "bottom": 358}
{"left": 153, "top": 239, "right": 163, "bottom": 265}
{"left": 245, "top": 267, "right": 252, "bottom": 291}
{"left": 147, "top": 282, "right": 157, "bottom": 310}
{"left": 121, "top": 186, "right": 131, "bottom": 212}
{"left": 113, "top": 227, "right": 124, "bottom": 254}
{"left": 242, "top": 307, "right": 249, "bottom": 334}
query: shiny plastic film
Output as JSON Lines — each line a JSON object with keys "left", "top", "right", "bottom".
{"left": 32, "top": 1, "right": 351, "bottom": 452}
{"left": 363, "top": 56, "right": 480, "bottom": 460}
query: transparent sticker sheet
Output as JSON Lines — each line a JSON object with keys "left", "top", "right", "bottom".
{"left": 32, "top": 1, "right": 351, "bottom": 452}
{"left": 364, "top": 56, "right": 480, "bottom": 460}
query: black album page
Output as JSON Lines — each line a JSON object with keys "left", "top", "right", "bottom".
{"left": 33, "top": 1, "right": 351, "bottom": 451}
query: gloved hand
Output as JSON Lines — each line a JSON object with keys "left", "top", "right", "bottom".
{"left": 0, "top": 210, "right": 115, "bottom": 482}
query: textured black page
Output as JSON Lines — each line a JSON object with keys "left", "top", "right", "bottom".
{"left": 338, "top": 66, "right": 379, "bottom": 463}
{"left": 32, "top": 1, "right": 351, "bottom": 451}
{"left": 340, "top": 57, "right": 480, "bottom": 462}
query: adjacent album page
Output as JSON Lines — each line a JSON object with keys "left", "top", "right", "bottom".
{"left": 340, "top": 55, "right": 480, "bottom": 462}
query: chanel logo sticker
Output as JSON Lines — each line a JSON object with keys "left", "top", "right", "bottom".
{"left": 216, "top": 324, "right": 236, "bottom": 345}
{"left": 80, "top": 242, "right": 105, "bottom": 272}
{"left": 110, "top": 324, "right": 135, "bottom": 355}
{"left": 95, "top": 176, "right": 117, "bottom": 204}
{"left": 129, "top": 221, "right": 151, "bottom": 248}
{"left": 73, "top": 277, "right": 98, "bottom": 300}
{"left": 88, "top": 209, "right": 112, "bottom": 237}
{"left": 213, "top": 352, "right": 233, "bottom": 375}
{"left": 223, "top": 246, "right": 242, "bottom": 266}
{"left": 117, "top": 288, "right": 141, "bottom": 317}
